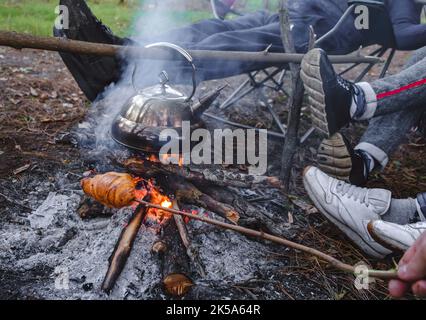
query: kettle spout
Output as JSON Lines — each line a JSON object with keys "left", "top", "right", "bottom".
{"left": 190, "top": 85, "right": 227, "bottom": 120}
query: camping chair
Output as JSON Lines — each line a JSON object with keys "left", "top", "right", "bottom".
{"left": 210, "top": 0, "right": 242, "bottom": 20}
{"left": 219, "top": 0, "right": 400, "bottom": 112}
{"left": 208, "top": 0, "right": 289, "bottom": 111}
{"left": 316, "top": 0, "right": 397, "bottom": 82}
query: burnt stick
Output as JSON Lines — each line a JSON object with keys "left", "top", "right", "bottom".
{"left": 101, "top": 203, "right": 148, "bottom": 294}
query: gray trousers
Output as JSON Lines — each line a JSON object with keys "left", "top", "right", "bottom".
{"left": 356, "top": 47, "right": 426, "bottom": 168}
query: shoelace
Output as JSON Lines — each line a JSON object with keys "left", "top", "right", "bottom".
{"left": 334, "top": 180, "right": 369, "bottom": 206}
{"left": 337, "top": 77, "right": 360, "bottom": 96}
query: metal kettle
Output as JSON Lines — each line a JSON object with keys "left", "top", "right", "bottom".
{"left": 111, "top": 42, "right": 224, "bottom": 153}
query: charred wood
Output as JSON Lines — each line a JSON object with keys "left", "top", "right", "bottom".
{"left": 169, "top": 178, "right": 240, "bottom": 225}
{"left": 153, "top": 218, "right": 194, "bottom": 297}
{"left": 122, "top": 158, "right": 283, "bottom": 190}
{"left": 77, "top": 196, "right": 114, "bottom": 219}
{"left": 101, "top": 204, "right": 148, "bottom": 294}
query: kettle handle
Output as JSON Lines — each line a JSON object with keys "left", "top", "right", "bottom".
{"left": 132, "top": 42, "right": 197, "bottom": 102}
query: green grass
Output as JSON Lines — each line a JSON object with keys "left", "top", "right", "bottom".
{"left": 0, "top": 0, "right": 213, "bottom": 37}
{"left": 0, "top": 0, "right": 278, "bottom": 37}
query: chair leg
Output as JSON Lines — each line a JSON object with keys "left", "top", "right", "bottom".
{"left": 354, "top": 47, "right": 388, "bottom": 82}
{"left": 259, "top": 89, "right": 287, "bottom": 135}
{"left": 379, "top": 48, "right": 396, "bottom": 79}
{"left": 219, "top": 77, "right": 253, "bottom": 109}
{"left": 338, "top": 47, "right": 383, "bottom": 77}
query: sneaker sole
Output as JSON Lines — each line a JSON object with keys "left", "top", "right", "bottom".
{"left": 301, "top": 49, "right": 332, "bottom": 137}
{"left": 317, "top": 133, "right": 352, "bottom": 182}
{"left": 303, "top": 167, "right": 387, "bottom": 259}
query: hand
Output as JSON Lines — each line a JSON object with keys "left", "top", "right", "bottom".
{"left": 389, "top": 231, "right": 426, "bottom": 298}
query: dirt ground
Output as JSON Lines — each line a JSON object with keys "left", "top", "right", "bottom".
{"left": 0, "top": 46, "right": 425, "bottom": 300}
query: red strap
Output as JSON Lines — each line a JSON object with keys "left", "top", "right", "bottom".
{"left": 377, "top": 78, "right": 426, "bottom": 100}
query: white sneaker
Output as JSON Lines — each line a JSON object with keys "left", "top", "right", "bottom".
{"left": 303, "top": 166, "right": 392, "bottom": 258}
{"left": 368, "top": 220, "right": 426, "bottom": 252}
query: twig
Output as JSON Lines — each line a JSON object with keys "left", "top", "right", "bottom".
{"left": 136, "top": 200, "right": 399, "bottom": 281}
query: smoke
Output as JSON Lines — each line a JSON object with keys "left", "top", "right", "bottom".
{"left": 92, "top": 0, "right": 190, "bottom": 153}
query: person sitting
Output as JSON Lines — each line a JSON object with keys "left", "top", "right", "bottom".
{"left": 56, "top": 0, "right": 426, "bottom": 101}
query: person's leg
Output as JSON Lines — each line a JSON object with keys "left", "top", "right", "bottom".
{"left": 301, "top": 47, "right": 426, "bottom": 137}
{"left": 141, "top": 10, "right": 277, "bottom": 47}
{"left": 314, "top": 48, "right": 426, "bottom": 185}
{"left": 355, "top": 47, "right": 426, "bottom": 170}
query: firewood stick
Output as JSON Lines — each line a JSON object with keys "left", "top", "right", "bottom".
{"left": 123, "top": 158, "right": 283, "bottom": 190}
{"left": 172, "top": 200, "right": 206, "bottom": 277}
{"left": 170, "top": 179, "right": 240, "bottom": 224}
{"left": 101, "top": 204, "right": 148, "bottom": 294}
{"left": 0, "top": 31, "right": 383, "bottom": 65}
{"left": 153, "top": 217, "right": 194, "bottom": 297}
{"left": 137, "top": 200, "right": 399, "bottom": 281}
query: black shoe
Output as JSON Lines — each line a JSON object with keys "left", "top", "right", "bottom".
{"left": 211, "top": 0, "right": 234, "bottom": 20}
{"left": 301, "top": 48, "right": 366, "bottom": 137}
{"left": 54, "top": 0, "right": 128, "bottom": 101}
{"left": 317, "top": 133, "right": 369, "bottom": 186}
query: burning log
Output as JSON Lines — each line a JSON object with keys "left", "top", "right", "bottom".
{"left": 172, "top": 201, "right": 206, "bottom": 277}
{"left": 0, "top": 31, "right": 383, "bottom": 65}
{"left": 170, "top": 178, "right": 240, "bottom": 225}
{"left": 101, "top": 203, "right": 148, "bottom": 294}
{"left": 122, "top": 157, "right": 283, "bottom": 190}
{"left": 153, "top": 217, "right": 194, "bottom": 297}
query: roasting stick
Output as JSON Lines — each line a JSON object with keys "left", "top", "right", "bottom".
{"left": 136, "top": 200, "right": 399, "bottom": 281}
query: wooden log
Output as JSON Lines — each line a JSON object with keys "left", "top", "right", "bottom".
{"left": 153, "top": 218, "right": 194, "bottom": 297}
{"left": 0, "top": 31, "right": 383, "bottom": 65}
{"left": 172, "top": 201, "right": 206, "bottom": 277}
{"left": 101, "top": 204, "right": 148, "bottom": 294}
{"left": 170, "top": 178, "right": 240, "bottom": 224}
{"left": 122, "top": 157, "right": 283, "bottom": 190}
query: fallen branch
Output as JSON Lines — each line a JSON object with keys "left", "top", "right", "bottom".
{"left": 138, "top": 200, "right": 399, "bottom": 281}
{"left": 0, "top": 31, "right": 382, "bottom": 65}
